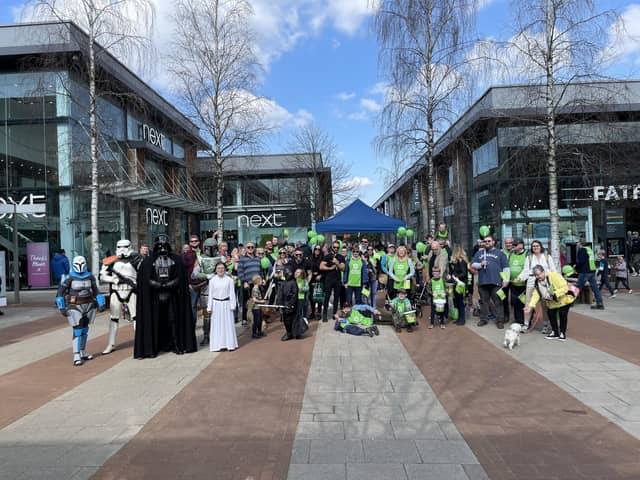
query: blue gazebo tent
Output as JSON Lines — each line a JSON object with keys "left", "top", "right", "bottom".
{"left": 315, "top": 199, "right": 406, "bottom": 233}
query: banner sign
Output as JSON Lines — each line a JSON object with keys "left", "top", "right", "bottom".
{"left": 27, "top": 242, "right": 50, "bottom": 288}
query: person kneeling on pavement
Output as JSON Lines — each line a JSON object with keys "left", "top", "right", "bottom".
{"left": 334, "top": 302, "right": 380, "bottom": 337}
{"left": 390, "top": 289, "right": 416, "bottom": 332}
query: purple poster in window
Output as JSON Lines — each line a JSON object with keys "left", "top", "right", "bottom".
{"left": 27, "top": 242, "right": 50, "bottom": 288}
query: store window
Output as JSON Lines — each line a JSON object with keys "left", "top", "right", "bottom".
{"left": 473, "top": 138, "right": 498, "bottom": 177}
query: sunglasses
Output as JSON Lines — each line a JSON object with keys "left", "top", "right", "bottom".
{"left": 190, "top": 240, "right": 199, "bottom": 243}
{"left": 247, "top": 246, "right": 255, "bottom": 249}
{"left": 279, "top": 252, "right": 287, "bottom": 255}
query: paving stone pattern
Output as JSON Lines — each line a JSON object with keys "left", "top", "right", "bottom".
{"left": 288, "top": 322, "right": 487, "bottom": 480}
{"left": 468, "top": 320, "right": 640, "bottom": 440}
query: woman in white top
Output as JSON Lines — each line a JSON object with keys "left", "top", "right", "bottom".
{"left": 516, "top": 240, "right": 556, "bottom": 332}
{"left": 207, "top": 261, "right": 238, "bottom": 352}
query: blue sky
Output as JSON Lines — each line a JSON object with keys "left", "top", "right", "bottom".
{"left": 3, "top": 0, "right": 640, "bottom": 208}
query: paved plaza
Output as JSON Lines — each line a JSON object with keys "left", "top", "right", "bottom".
{"left": 1, "top": 287, "right": 640, "bottom": 480}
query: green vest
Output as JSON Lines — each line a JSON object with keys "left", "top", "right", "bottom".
{"left": 347, "top": 309, "right": 373, "bottom": 327}
{"left": 296, "top": 278, "right": 307, "bottom": 300}
{"left": 393, "top": 258, "right": 410, "bottom": 289}
{"left": 431, "top": 277, "right": 446, "bottom": 298}
{"left": 347, "top": 258, "right": 363, "bottom": 287}
{"left": 509, "top": 250, "right": 527, "bottom": 285}
{"left": 585, "top": 247, "right": 597, "bottom": 271}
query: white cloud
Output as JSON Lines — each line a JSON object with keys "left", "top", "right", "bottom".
{"left": 604, "top": 4, "right": 640, "bottom": 61}
{"left": 257, "top": 98, "right": 314, "bottom": 130}
{"left": 312, "top": 0, "right": 379, "bottom": 36}
{"left": 368, "top": 82, "right": 388, "bottom": 96}
{"left": 344, "top": 176, "right": 374, "bottom": 190}
{"left": 336, "top": 92, "right": 356, "bottom": 101}
{"left": 347, "top": 111, "right": 369, "bottom": 121}
{"left": 360, "top": 98, "right": 381, "bottom": 112}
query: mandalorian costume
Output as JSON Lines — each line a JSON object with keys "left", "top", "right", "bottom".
{"left": 134, "top": 234, "right": 197, "bottom": 358}
{"left": 192, "top": 242, "right": 223, "bottom": 346}
{"left": 100, "top": 239, "right": 142, "bottom": 354}
{"left": 56, "top": 256, "right": 105, "bottom": 366}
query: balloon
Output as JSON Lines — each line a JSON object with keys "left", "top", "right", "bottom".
{"left": 406, "top": 229, "right": 414, "bottom": 237}
{"left": 562, "top": 265, "right": 575, "bottom": 276}
{"left": 283, "top": 229, "right": 289, "bottom": 237}
{"left": 260, "top": 257, "right": 271, "bottom": 269}
{"left": 338, "top": 240, "right": 343, "bottom": 249}
{"left": 479, "top": 225, "right": 490, "bottom": 238}
{"left": 316, "top": 234, "right": 325, "bottom": 244}
{"left": 397, "top": 227, "right": 406, "bottom": 236}
{"left": 416, "top": 241, "right": 426, "bottom": 253}
{"left": 310, "top": 237, "right": 318, "bottom": 246}
{"left": 308, "top": 230, "right": 316, "bottom": 239}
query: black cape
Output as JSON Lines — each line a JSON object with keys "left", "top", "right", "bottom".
{"left": 134, "top": 253, "right": 197, "bottom": 358}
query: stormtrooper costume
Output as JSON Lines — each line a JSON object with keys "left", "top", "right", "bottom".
{"left": 56, "top": 256, "right": 105, "bottom": 366}
{"left": 100, "top": 239, "right": 141, "bottom": 354}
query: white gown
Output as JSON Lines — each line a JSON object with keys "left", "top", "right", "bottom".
{"left": 207, "top": 274, "right": 238, "bottom": 352}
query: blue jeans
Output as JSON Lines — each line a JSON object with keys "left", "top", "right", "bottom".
{"left": 576, "top": 272, "right": 603, "bottom": 304}
{"left": 346, "top": 286, "right": 362, "bottom": 305}
{"left": 189, "top": 287, "right": 200, "bottom": 324}
{"left": 344, "top": 324, "right": 367, "bottom": 336}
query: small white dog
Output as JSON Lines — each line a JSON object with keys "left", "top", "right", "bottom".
{"left": 503, "top": 323, "right": 523, "bottom": 350}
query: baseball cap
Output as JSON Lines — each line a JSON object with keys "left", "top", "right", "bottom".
{"left": 387, "top": 243, "right": 396, "bottom": 248}
{"left": 397, "top": 288, "right": 407, "bottom": 294}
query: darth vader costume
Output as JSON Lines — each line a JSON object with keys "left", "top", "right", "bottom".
{"left": 134, "top": 234, "right": 197, "bottom": 358}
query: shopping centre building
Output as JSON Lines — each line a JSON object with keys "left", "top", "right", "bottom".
{"left": 0, "top": 21, "right": 211, "bottom": 285}
{"left": 373, "top": 81, "right": 640, "bottom": 259}
{"left": 193, "top": 154, "right": 333, "bottom": 247}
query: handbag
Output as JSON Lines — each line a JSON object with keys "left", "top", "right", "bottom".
{"left": 312, "top": 283, "right": 324, "bottom": 303}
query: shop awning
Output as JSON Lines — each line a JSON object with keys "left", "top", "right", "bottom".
{"left": 102, "top": 181, "right": 211, "bottom": 213}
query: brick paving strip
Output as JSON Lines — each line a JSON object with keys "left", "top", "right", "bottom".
{"left": 470, "top": 314, "right": 640, "bottom": 441}
{"left": 0, "top": 324, "right": 134, "bottom": 429}
{"left": 92, "top": 322, "right": 317, "bottom": 480}
{"left": 0, "top": 314, "right": 66, "bottom": 347}
{"left": 398, "top": 324, "right": 640, "bottom": 480}
{"left": 569, "top": 311, "right": 640, "bottom": 366}
{"left": 0, "top": 312, "right": 113, "bottom": 376}
{"left": 0, "top": 331, "right": 218, "bottom": 480}
{"left": 287, "top": 322, "right": 488, "bottom": 480}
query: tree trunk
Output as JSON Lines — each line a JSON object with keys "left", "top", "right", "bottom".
{"left": 215, "top": 157, "right": 224, "bottom": 238}
{"left": 546, "top": 0, "right": 560, "bottom": 267}
{"left": 89, "top": 34, "right": 100, "bottom": 276}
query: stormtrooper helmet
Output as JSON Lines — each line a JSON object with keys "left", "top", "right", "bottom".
{"left": 116, "top": 239, "right": 132, "bottom": 258}
{"left": 72, "top": 256, "right": 88, "bottom": 275}
{"left": 153, "top": 234, "right": 172, "bottom": 256}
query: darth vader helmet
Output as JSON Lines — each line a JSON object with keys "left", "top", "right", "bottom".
{"left": 153, "top": 234, "right": 172, "bottom": 256}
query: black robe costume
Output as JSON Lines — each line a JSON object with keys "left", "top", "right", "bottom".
{"left": 134, "top": 252, "right": 197, "bottom": 358}
{"left": 278, "top": 277, "right": 299, "bottom": 338}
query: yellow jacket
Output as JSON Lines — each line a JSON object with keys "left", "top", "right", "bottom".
{"left": 528, "top": 271, "right": 576, "bottom": 309}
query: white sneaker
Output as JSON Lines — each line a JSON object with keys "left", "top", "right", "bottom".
{"left": 629, "top": 290, "right": 633, "bottom": 294}
{"left": 610, "top": 294, "right": 617, "bottom": 298}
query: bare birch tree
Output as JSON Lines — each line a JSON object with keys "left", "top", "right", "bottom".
{"left": 373, "top": 0, "right": 478, "bottom": 235}
{"left": 167, "top": 0, "right": 268, "bottom": 238}
{"left": 24, "top": 0, "right": 155, "bottom": 275}
{"left": 501, "top": 0, "right": 620, "bottom": 265}
{"left": 288, "top": 122, "right": 356, "bottom": 219}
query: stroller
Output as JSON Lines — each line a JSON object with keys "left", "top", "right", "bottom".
{"left": 412, "top": 283, "right": 428, "bottom": 318}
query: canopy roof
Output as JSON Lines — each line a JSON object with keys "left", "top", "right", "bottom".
{"left": 316, "top": 199, "right": 406, "bottom": 233}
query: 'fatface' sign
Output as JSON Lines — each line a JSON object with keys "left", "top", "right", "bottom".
{"left": 145, "top": 207, "right": 168, "bottom": 226}
{"left": 593, "top": 185, "right": 640, "bottom": 201}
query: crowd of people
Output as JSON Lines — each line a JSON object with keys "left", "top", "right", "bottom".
{"left": 56, "top": 222, "right": 632, "bottom": 365}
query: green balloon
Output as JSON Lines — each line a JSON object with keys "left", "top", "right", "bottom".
{"left": 317, "top": 234, "right": 325, "bottom": 244}
{"left": 479, "top": 225, "right": 490, "bottom": 238}
{"left": 397, "top": 227, "right": 406, "bottom": 236}
{"left": 406, "top": 229, "right": 414, "bottom": 237}
{"left": 310, "top": 237, "right": 318, "bottom": 246}
{"left": 338, "top": 240, "right": 343, "bottom": 249}
{"left": 416, "top": 241, "right": 426, "bottom": 253}
{"left": 308, "top": 230, "right": 316, "bottom": 239}
{"left": 562, "top": 265, "right": 575, "bottom": 276}
{"left": 283, "top": 229, "right": 289, "bottom": 237}
{"left": 260, "top": 257, "right": 271, "bottom": 269}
